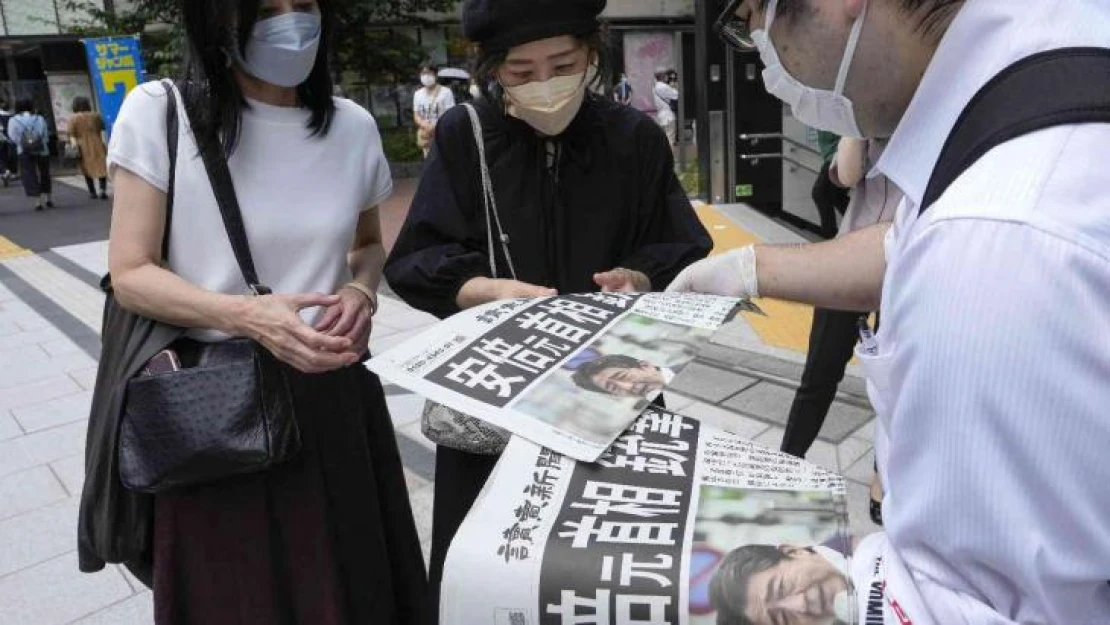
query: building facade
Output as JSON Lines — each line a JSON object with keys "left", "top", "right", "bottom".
{"left": 0, "top": 0, "right": 115, "bottom": 144}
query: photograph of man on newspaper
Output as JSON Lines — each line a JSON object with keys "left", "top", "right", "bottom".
{"left": 690, "top": 487, "right": 854, "bottom": 625}
{"left": 510, "top": 312, "right": 712, "bottom": 446}
{"left": 570, "top": 354, "right": 676, "bottom": 398}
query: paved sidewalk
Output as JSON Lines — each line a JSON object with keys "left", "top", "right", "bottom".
{"left": 0, "top": 201, "right": 878, "bottom": 624}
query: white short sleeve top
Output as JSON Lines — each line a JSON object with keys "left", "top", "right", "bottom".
{"left": 108, "top": 82, "right": 393, "bottom": 340}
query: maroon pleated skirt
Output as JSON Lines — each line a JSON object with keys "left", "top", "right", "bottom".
{"left": 151, "top": 364, "right": 428, "bottom": 625}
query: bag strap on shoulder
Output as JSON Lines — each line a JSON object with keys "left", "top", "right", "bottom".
{"left": 160, "top": 81, "right": 179, "bottom": 262}
{"left": 177, "top": 86, "right": 267, "bottom": 294}
{"left": 922, "top": 47, "right": 1110, "bottom": 213}
{"left": 463, "top": 103, "right": 517, "bottom": 280}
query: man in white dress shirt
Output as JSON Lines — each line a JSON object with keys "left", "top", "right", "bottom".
{"left": 670, "top": 1, "right": 1110, "bottom": 623}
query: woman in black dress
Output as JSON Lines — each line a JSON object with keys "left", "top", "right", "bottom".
{"left": 79, "top": 1, "right": 427, "bottom": 622}
{"left": 383, "top": 0, "right": 712, "bottom": 617}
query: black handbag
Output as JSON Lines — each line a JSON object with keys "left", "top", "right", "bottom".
{"left": 117, "top": 82, "right": 300, "bottom": 494}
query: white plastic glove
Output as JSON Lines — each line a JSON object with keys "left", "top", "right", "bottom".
{"left": 666, "top": 245, "right": 760, "bottom": 298}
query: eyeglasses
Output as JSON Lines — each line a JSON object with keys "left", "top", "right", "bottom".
{"left": 714, "top": 0, "right": 756, "bottom": 50}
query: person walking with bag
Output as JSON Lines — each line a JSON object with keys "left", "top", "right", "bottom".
{"left": 78, "top": 1, "right": 428, "bottom": 623}
{"left": 384, "top": 0, "right": 712, "bottom": 618}
{"left": 68, "top": 96, "right": 110, "bottom": 200}
{"left": 7, "top": 97, "right": 53, "bottom": 211}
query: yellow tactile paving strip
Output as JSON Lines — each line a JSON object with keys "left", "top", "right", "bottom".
{"left": 0, "top": 235, "right": 32, "bottom": 260}
{"left": 695, "top": 203, "right": 816, "bottom": 355}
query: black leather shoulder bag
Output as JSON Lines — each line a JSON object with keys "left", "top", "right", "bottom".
{"left": 117, "top": 82, "right": 300, "bottom": 493}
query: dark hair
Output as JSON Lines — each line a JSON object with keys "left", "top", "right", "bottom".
{"left": 72, "top": 96, "right": 93, "bottom": 113}
{"left": 420, "top": 64, "right": 439, "bottom": 74}
{"left": 15, "top": 98, "right": 33, "bottom": 114}
{"left": 571, "top": 354, "right": 648, "bottom": 393}
{"left": 770, "top": 0, "right": 963, "bottom": 37}
{"left": 472, "top": 28, "right": 613, "bottom": 107}
{"left": 709, "top": 545, "right": 791, "bottom": 625}
{"left": 179, "top": 0, "right": 337, "bottom": 157}
{"left": 897, "top": 0, "right": 964, "bottom": 37}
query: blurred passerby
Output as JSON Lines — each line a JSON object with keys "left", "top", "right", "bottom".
{"left": 84, "top": 0, "right": 428, "bottom": 622}
{"left": 812, "top": 130, "right": 850, "bottom": 239}
{"left": 653, "top": 68, "right": 679, "bottom": 146}
{"left": 7, "top": 98, "right": 52, "bottom": 211}
{"left": 384, "top": 0, "right": 712, "bottom": 617}
{"left": 69, "top": 97, "right": 109, "bottom": 200}
{"left": 614, "top": 72, "right": 633, "bottom": 105}
{"left": 0, "top": 99, "right": 14, "bottom": 186}
{"left": 413, "top": 64, "right": 456, "bottom": 158}
{"left": 782, "top": 137, "right": 899, "bottom": 524}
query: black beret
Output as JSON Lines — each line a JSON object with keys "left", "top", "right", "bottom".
{"left": 463, "top": 0, "right": 607, "bottom": 52}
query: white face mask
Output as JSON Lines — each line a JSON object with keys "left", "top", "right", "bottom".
{"left": 235, "top": 12, "right": 321, "bottom": 88}
{"left": 421, "top": 74, "right": 437, "bottom": 88}
{"left": 753, "top": 0, "right": 868, "bottom": 138}
{"left": 469, "top": 84, "right": 482, "bottom": 99}
{"left": 504, "top": 66, "right": 596, "bottom": 136}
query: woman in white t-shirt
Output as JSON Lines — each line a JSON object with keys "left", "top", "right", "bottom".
{"left": 88, "top": 1, "right": 427, "bottom": 622}
{"left": 413, "top": 64, "right": 456, "bottom": 158}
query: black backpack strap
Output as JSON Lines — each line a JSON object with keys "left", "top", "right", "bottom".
{"left": 922, "top": 47, "right": 1110, "bottom": 213}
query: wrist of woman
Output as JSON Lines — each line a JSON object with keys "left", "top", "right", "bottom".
{"left": 456, "top": 276, "right": 495, "bottom": 310}
{"left": 218, "top": 294, "right": 257, "bottom": 338}
{"left": 341, "top": 281, "right": 378, "bottom": 315}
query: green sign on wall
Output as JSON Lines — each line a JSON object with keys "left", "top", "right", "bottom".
{"left": 735, "top": 184, "right": 754, "bottom": 198}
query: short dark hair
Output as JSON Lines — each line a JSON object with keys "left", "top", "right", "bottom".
{"left": 571, "top": 354, "right": 647, "bottom": 393}
{"left": 710, "top": 545, "right": 792, "bottom": 625}
{"left": 178, "top": 0, "right": 337, "bottom": 157}
{"left": 72, "top": 96, "right": 93, "bottom": 113}
{"left": 766, "top": 0, "right": 963, "bottom": 37}
{"left": 472, "top": 28, "right": 614, "bottom": 107}
{"left": 897, "top": 0, "right": 964, "bottom": 37}
{"left": 420, "top": 64, "right": 439, "bottom": 74}
{"left": 15, "top": 97, "right": 33, "bottom": 114}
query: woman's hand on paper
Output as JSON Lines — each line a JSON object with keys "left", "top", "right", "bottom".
{"left": 593, "top": 268, "right": 651, "bottom": 293}
{"left": 456, "top": 277, "right": 557, "bottom": 309}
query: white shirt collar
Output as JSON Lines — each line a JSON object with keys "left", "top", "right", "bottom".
{"left": 875, "top": 0, "right": 1108, "bottom": 208}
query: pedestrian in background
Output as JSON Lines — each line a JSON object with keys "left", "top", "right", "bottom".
{"left": 782, "top": 136, "right": 899, "bottom": 524}
{"left": 69, "top": 96, "right": 110, "bottom": 200}
{"left": 614, "top": 72, "right": 633, "bottom": 105}
{"left": 0, "top": 99, "right": 15, "bottom": 186}
{"left": 384, "top": 0, "right": 711, "bottom": 618}
{"left": 7, "top": 97, "right": 52, "bottom": 211}
{"left": 653, "top": 68, "right": 679, "bottom": 147}
{"left": 413, "top": 64, "right": 456, "bottom": 158}
{"left": 83, "top": 0, "right": 428, "bottom": 622}
{"left": 812, "top": 130, "right": 850, "bottom": 239}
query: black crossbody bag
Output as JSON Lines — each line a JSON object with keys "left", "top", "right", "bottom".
{"left": 116, "top": 82, "right": 300, "bottom": 493}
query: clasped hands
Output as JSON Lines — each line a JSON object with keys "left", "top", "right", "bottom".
{"left": 237, "top": 284, "right": 375, "bottom": 374}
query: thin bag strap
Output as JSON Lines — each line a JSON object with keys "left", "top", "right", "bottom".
{"left": 922, "top": 47, "right": 1110, "bottom": 212}
{"left": 187, "top": 95, "right": 268, "bottom": 293}
{"left": 159, "top": 81, "right": 179, "bottom": 261}
{"left": 462, "top": 103, "right": 517, "bottom": 280}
